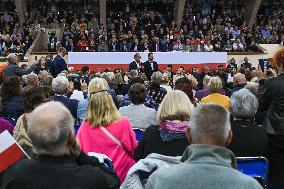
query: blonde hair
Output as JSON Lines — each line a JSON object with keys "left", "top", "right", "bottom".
{"left": 86, "top": 91, "right": 121, "bottom": 127}
{"left": 88, "top": 77, "right": 109, "bottom": 98}
{"left": 157, "top": 90, "right": 194, "bottom": 123}
{"left": 208, "top": 76, "right": 223, "bottom": 93}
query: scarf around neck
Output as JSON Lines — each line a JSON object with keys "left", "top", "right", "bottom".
{"left": 159, "top": 120, "right": 189, "bottom": 142}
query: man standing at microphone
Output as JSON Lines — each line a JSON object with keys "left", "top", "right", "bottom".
{"left": 129, "top": 53, "right": 143, "bottom": 72}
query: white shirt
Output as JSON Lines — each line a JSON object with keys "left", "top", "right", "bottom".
{"left": 70, "top": 90, "right": 84, "bottom": 101}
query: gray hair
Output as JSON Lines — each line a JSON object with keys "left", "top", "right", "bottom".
{"left": 7, "top": 53, "right": 18, "bottom": 64}
{"left": 28, "top": 102, "right": 74, "bottom": 156}
{"left": 244, "top": 82, "right": 259, "bottom": 96}
{"left": 203, "top": 76, "right": 211, "bottom": 88}
{"left": 230, "top": 89, "right": 258, "bottom": 119}
{"left": 152, "top": 71, "right": 163, "bottom": 83}
{"left": 129, "top": 70, "right": 138, "bottom": 79}
{"left": 207, "top": 76, "right": 223, "bottom": 93}
{"left": 52, "top": 76, "right": 69, "bottom": 94}
{"left": 101, "top": 72, "right": 114, "bottom": 82}
{"left": 24, "top": 73, "right": 38, "bottom": 86}
{"left": 189, "top": 103, "right": 231, "bottom": 145}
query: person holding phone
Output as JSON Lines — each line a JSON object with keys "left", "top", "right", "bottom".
{"left": 258, "top": 48, "right": 284, "bottom": 188}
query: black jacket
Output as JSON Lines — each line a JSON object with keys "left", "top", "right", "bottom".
{"left": 3, "top": 63, "right": 35, "bottom": 78}
{"left": 228, "top": 120, "right": 267, "bottom": 157}
{"left": 53, "top": 55, "right": 68, "bottom": 77}
{"left": 1, "top": 96, "right": 24, "bottom": 119}
{"left": 258, "top": 74, "right": 284, "bottom": 135}
{"left": 53, "top": 95, "right": 78, "bottom": 118}
{"left": 144, "top": 60, "right": 158, "bottom": 80}
{"left": 128, "top": 61, "right": 143, "bottom": 72}
{"left": 134, "top": 125, "right": 189, "bottom": 161}
{"left": 1, "top": 152, "right": 120, "bottom": 189}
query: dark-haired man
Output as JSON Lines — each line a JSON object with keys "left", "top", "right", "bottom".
{"left": 144, "top": 53, "right": 159, "bottom": 80}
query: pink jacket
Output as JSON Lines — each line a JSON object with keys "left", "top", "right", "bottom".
{"left": 77, "top": 118, "right": 138, "bottom": 183}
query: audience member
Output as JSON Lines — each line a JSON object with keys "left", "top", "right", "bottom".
{"left": 119, "top": 83, "right": 156, "bottom": 129}
{"left": 228, "top": 89, "right": 267, "bottom": 157}
{"left": 52, "top": 76, "right": 78, "bottom": 118}
{"left": 0, "top": 117, "right": 14, "bottom": 135}
{"left": 200, "top": 76, "right": 230, "bottom": 111}
{"left": 228, "top": 73, "right": 247, "bottom": 96}
{"left": 174, "top": 77, "right": 196, "bottom": 106}
{"left": 3, "top": 54, "right": 36, "bottom": 78}
{"left": 2, "top": 102, "right": 120, "bottom": 189}
{"left": 135, "top": 90, "right": 194, "bottom": 161}
{"left": 146, "top": 104, "right": 263, "bottom": 189}
{"left": 13, "top": 86, "right": 53, "bottom": 155}
{"left": 23, "top": 73, "right": 39, "bottom": 89}
{"left": 0, "top": 76, "right": 23, "bottom": 119}
{"left": 77, "top": 83, "right": 137, "bottom": 183}
{"left": 258, "top": 48, "right": 284, "bottom": 188}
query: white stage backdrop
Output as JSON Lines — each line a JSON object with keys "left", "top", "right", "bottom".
{"left": 68, "top": 52, "right": 227, "bottom": 65}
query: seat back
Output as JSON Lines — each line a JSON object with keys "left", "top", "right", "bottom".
{"left": 74, "top": 124, "right": 80, "bottom": 136}
{"left": 236, "top": 157, "right": 269, "bottom": 188}
{"left": 133, "top": 128, "right": 144, "bottom": 142}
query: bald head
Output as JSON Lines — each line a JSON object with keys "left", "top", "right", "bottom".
{"left": 28, "top": 102, "right": 74, "bottom": 156}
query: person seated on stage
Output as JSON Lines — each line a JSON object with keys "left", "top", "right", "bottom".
{"left": 146, "top": 103, "right": 263, "bottom": 189}
{"left": 2, "top": 102, "right": 120, "bottom": 189}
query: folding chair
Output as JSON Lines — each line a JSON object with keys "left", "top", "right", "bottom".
{"left": 236, "top": 157, "right": 269, "bottom": 188}
{"left": 133, "top": 128, "right": 144, "bottom": 142}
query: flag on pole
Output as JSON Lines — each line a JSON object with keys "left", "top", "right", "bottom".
{"left": 0, "top": 130, "right": 29, "bottom": 173}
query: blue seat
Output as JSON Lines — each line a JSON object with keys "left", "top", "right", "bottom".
{"left": 133, "top": 128, "right": 144, "bottom": 142}
{"left": 74, "top": 124, "right": 80, "bottom": 136}
{"left": 236, "top": 157, "right": 269, "bottom": 188}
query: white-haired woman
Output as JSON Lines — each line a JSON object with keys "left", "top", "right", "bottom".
{"left": 200, "top": 76, "right": 230, "bottom": 111}
{"left": 77, "top": 78, "right": 137, "bottom": 183}
{"left": 228, "top": 89, "right": 267, "bottom": 157}
{"left": 135, "top": 90, "right": 194, "bottom": 161}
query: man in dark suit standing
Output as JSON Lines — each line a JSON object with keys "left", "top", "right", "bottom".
{"left": 129, "top": 53, "right": 143, "bottom": 72}
{"left": 144, "top": 52, "right": 158, "bottom": 80}
{"left": 53, "top": 47, "right": 68, "bottom": 77}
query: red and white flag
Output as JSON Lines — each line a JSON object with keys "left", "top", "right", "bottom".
{"left": 0, "top": 130, "right": 29, "bottom": 173}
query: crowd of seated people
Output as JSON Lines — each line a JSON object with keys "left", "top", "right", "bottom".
{"left": 0, "top": 1, "right": 40, "bottom": 58}
{"left": 1, "top": 0, "right": 283, "bottom": 57}
{"left": 0, "top": 48, "right": 284, "bottom": 188}
{"left": 42, "top": 0, "right": 283, "bottom": 53}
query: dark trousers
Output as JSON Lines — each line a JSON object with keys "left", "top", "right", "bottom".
{"left": 267, "top": 134, "right": 284, "bottom": 189}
